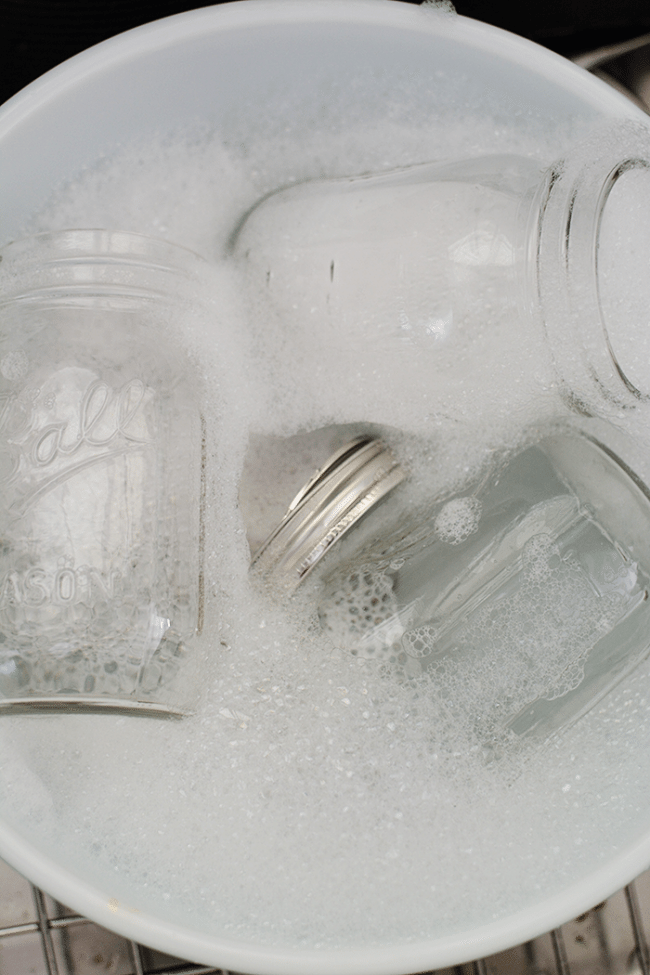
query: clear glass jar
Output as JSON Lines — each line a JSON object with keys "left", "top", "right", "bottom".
{"left": 231, "top": 121, "right": 650, "bottom": 421}
{"left": 251, "top": 427, "right": 650, "bottom": 747}
{"left": 0, "top": 230, "right": 205, "bottom": 717}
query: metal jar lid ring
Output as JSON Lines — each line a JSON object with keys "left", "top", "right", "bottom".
{"left": 251, "top": 436, "right": 405, "bottom": 592}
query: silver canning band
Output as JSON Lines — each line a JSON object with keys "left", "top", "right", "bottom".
{"left": 251, "top": 437, "right": 405, "bottom": 592}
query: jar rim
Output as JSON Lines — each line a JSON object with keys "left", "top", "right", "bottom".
{"left": 535, "top": 121, "right": 650, "bottom": 415}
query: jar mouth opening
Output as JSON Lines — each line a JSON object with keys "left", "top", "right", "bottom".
{"left": 536, "top": 122, "right": 650, "bottom": 416}
{"left": 595, "top": 158, "right": 650, "bottom": 403}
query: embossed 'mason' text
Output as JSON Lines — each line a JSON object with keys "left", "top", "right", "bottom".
{"left": 0, "top": 564, "right": 123, "bottom": 614}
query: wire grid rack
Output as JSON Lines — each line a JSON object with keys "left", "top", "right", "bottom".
{"left": 2, "top": 853, "right": 650, "bottom": 975}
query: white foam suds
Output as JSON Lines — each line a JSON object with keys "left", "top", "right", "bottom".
{"left": 2, "top": 103, "right": 650, "bottom": 958}
{"left": 434, "top": 496, "right": 483, "bottom": 544}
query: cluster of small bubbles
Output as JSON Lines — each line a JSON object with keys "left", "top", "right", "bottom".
{"left": 318, "top": 565, "right": 402, "bottom": 655}
{"left": 521, "top": 532, "right": 558, "bottom": 581}
{"left": 433, "top": 496, "right": 482, "bottom": 544}
{"left": 421, "top": 0, "right": 457, "bottom": 13}
{"left": 0, "top": 627, "right": 185, "bottom": 701}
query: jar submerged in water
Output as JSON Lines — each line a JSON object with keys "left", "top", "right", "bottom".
{"left": 0, "top": 230, "right": 205, "bottom": 716}
{"left": 232, "top": 121, "right": 650, "bottom": 421}
{"left": 251, "top": 428, "right": 650, "bottom": 745}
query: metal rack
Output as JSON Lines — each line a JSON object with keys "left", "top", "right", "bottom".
{"left": 0, "top": 857, "right": 228, "bottom": 975}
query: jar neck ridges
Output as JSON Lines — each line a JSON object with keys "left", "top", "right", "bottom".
{"left": 0, "top": 229, "right": 206, "bottom": 306}
{"left": 534, "top": 121, "right": 650, "bottom": 416}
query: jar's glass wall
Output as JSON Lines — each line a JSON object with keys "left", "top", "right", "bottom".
{"left": 0, "top": 231, "right": 205, "bottom": 715}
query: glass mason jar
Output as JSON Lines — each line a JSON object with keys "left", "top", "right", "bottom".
{"left": 251, "top": 428, "right": 650, "bottom": 747}
{"left": 0, "top": 230, "right": 205, "bottom": 717}
{"left": 231, "top": 121, "right": 650, "bottom": 420}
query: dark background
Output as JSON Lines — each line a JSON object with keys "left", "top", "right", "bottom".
{"left": 2, "top": 0, "right": 650, "bottom": 107}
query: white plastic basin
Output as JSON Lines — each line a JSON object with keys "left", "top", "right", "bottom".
{"left": 0, "top": 3, "right": 648, "bottom": 974}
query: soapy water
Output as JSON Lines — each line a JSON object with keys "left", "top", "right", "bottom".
{"left": 2, "top": 106, "right": 650, "bottom": 954}
{"left": 423, "top": 534, "right": 632, "bottom": 724}
{"left": 321, "top": 531, "right": 625, "bottom": 699}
